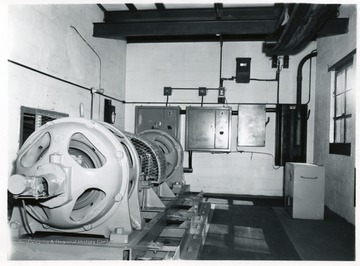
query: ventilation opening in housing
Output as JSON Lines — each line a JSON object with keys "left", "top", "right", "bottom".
{"left": 20, "top": 132, "right": 51, "bottom": 168}
{"left": 70, "top": 188, "right": 106, "bottom": 222}
{"left": 68, "top": 133, "right": 106, "bottom": 168}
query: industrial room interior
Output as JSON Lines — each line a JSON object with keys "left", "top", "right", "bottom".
{"left": 3, "top": 1, "right": 357, "bottom": 262}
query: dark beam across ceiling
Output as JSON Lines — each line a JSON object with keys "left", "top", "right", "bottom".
{"left": 94, "top": 6, "right": 283, "bottom": 41}
{"left": 125, "top": 3, "right": 137, "bottom": 11}
{"left": 97, "top": 4, "right": 107, "bottom": 12}
{"left": 126, "top": 34, "right": 270, "bottom": 43}
{"left": 93, "top": 3, "right": 347, "bottom": 54}
{"left": 102, "top": 6, "right": 283, "bottom": 22}
{"left": 93, "top": 19, "right": 278, "bottom": 39}
{"left": 155, "top": 3, "right": 166, "bottom": 11}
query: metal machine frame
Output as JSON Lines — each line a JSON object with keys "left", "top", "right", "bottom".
{"left": 8, "top": 117, "right": 211, "bottom": 260}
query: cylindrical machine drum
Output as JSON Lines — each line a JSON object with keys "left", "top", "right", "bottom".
{"left": 138, "top": 129, "right": 184, "bottom": 184}
{"left": 125, "top": 132, "right": 167, "bottom": 183}
{"left": 9, "top": 118, "right": 135, "bottom": 232}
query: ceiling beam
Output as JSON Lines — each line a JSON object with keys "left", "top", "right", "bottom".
{"left": 93, "top": 19, "right": 278, "bottom": 39}
{"left": 155, "top": 3, "right": 166, "bottom": 11}
{"left": 317, "top": 18, "right": 349, "bottom": 36}
{"left": 103, "top": 6, "right": 283, "bottom": 22}
{"left": 126, "top": 34, "right": 269, "bottom": 43}
{"left": 214, "top": 3, "right": 223, "bottom": 18}
{"left": 125, "top": 3, "right": 137, "bottom": 11}
{"left": 97, "top": 4, "right": 107, "bottom": 12}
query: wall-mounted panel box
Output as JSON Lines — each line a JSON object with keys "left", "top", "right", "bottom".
{"left": 237, "top": 104, "right": 266, "bottom": 147}
{"left": 275, "top": 104, "right": 308, "bottom": 166}
{"left": 135, "top": 106, "right": 181, "bottom": 139}
{"left": 185, "top": 107, "right": 231, "bottom": 152}
{"left": 236, "top": 58, "right": 251, "bottom": 83}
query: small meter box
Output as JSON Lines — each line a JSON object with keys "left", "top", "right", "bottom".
{"left": 135, "top": 106, "right": 181, "bottom": 139}
{"left": 185, "top": 107, "right": 232, "bottom": 152}
{"left": 236, "top": 58, "right": 251, "bottom": 83}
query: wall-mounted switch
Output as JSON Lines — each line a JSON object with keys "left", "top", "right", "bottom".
{"left": 218, "top": 87, "right": 225, "bottom": 96}
{"left": 198, "top": 87, "right": 207, "bottom": 96}
{"left": 272, "top": 55, "right": 278, "bottom": 68}
{"left": 164, "top": 87, "right": 172, "bottom": 96}
{"left": 283, "top": 55, "right": 289, "bottom": 69}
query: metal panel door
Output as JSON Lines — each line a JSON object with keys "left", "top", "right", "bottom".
{"left": 186, "top": 108, "right": 215, "bottom": 150}
{"left": 135, "top": 106, "right": 181, "bottom": 138}
{"left": 185, "top": 107, "right": 231, "bottom": 152}
{"left": 237, "top": 104, "right": 266, "bottom": 147}
{"left": 135, "top": 107, "right": 164, "bottom": 133}
{"left": 215, "top": 109, "right": 230, "bottom": 149}
{"left": 162, "top": 108, "right": 180, "bottom": 138}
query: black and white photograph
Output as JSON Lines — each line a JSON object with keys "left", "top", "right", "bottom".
{"left": 1, "top": 0, "right": 357, "bottom": 262}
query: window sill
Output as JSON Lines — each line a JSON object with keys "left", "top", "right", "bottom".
{"left": 329, "top": 143, "right": 351, "bottom": 156}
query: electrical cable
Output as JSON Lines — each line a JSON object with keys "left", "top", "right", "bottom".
{"left": 70, "top": 26, "right": 101, "bottom": 93}
{"left": 8, "top": 59, "right": 125, "bottom": 105}
{"left": 201, "top": 96, "right": 204, "bottom": 107}
{"left": 166, "top": 95, "right": 169, "bottom": 106}
{"left": 21, "top": 200, "right": 34, "bottom": 237}
{"left": 70, "top": 26, "right": 104, "bottom": 119}
{"left": 8, "top": 59, "right": 91, "bottom": 91}
{"left": 249, "top": 78, "right": 277, "bottom": 82}
{"left": 235, "top": 148, "right": 281, "bottom": 170}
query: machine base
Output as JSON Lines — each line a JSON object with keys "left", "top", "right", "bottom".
{"left": 9, "top": 186, "right": 212, "bottom": 260}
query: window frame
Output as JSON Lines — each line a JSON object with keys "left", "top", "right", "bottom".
{"left": 328, "top": 50, "right": 356, "bottom": 156}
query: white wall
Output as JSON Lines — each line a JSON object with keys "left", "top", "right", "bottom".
{"left": 125, "top": 41, "right": 316, "bottom": 196}
{"left": 7, "top": 4, "right": 127, "bottom": 175}
{"left": 314, "top": 5, "right": 356, "bottom": 224}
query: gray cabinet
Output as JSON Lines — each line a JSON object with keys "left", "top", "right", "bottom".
{"left": 285, "top": 162, "right": 325, "bottom": 220}
{"left": 185, "top": 107, "right": 231, "bottom": 152}
{"left": 135, "top": 106, "right": 181, "bottom": 139}
{"left": 237, "top": 104, "right": 266, "bottom": 147}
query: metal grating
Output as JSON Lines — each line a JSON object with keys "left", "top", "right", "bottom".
{"left": 125, "top": 133, "right": 166, "bottom": 183}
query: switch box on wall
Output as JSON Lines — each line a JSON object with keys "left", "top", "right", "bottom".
{"left": 185, "top": 107, "right": 231, "bottom": 152}
{"left": 236, "top": 58, "right": 251, "bottom": 83}
{"left": 275, "top": 104, "right": 308, "bottom": 166}
{"left": 135, "top": 106, "right": 181, "bottom": 139}
{"left": 237, "top": 104, "right": 266, "bottom": 147}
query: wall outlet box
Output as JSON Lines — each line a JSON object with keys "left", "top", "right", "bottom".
{"left": 218, "top": 87, "right": 225, "bottom": 96}
{"left": 283, "top": 55, "right": 289, "bottom": 69}
{"left": 198, "top": 87, "right": 207, "bottom": 96}
{"left": 218, "top": 97, "right": 225, "bottom": 104}
{"left": 164, "top": 87, "right": 172, "bottom": 96}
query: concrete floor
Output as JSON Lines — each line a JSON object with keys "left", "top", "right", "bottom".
{"left": 199, "top": 195, "right": 355, "bottom": 261}
{"left": 274, "top": 206, "right": 355, "bottom": 260}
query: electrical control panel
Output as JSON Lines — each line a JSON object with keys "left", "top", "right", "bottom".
{"left": 135, "top": 106, "right": 181, "bottom": 139}
{"left": 185, "top": 107, "right": 231, "bottom": 152}
{"left": 237, "top": 104, "right": 266, "bottom": 147}
{"left": 275, "top": 104, "right": 307, "bottom": 166}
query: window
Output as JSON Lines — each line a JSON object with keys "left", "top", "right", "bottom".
{"left": 329, "top": 51, "right": 356, "bottom": 155}
{"left": 20, "top": 106, "right": 69, "bottom": 147}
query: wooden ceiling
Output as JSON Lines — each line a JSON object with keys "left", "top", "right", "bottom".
{"left": 93, "top": 3, "right": 349, "bottom": 55}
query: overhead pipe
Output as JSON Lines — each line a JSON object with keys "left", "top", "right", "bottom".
{"left": 296, "top": 50, "right": 317, "bottom": 104}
